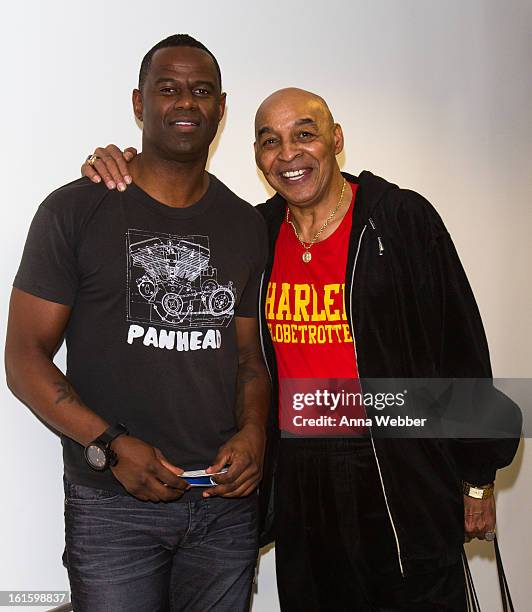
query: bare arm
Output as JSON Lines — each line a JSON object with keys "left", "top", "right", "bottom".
{"left": 204, "top": 316, "right": 271, "bottom": 497}
{"left": 233, "top": 317, "right": 270, "bottom": 432}
{"left": 5, "top": 288, "right": 188, "bottom": 501}
{"left": 5, "top": 289, "right": 108, "bottom": 443}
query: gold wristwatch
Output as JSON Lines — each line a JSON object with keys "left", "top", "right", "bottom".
{"left": 462, "top": 481, "right": 494, "bottom": 499}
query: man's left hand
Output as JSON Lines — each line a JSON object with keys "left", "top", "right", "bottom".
{"left": 464, "top": 494, "right": 496, "bottom": 542}
{"left": 203, "top": 424, "right": 266, "bottom": 498}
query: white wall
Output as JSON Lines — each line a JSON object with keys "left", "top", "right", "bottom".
{"left": 1, "top": 1, "right": 530, "bottom": 610}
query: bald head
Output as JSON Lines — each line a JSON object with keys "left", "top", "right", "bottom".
{"left": 255, "top": 88, "right": 334, "bottom": 136}
{"left": 253, "top": 87, "right": 344, "bottom": 209}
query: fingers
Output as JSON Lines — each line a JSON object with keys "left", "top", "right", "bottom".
{"left": 464, "top": 513, "right": 496, "bottom": 540}
{"left": 128, "top": 463, "right": 189, "bottom": 503}
{"left": 124, "top": 147, "right": 138, "bottom": 163}
{"left": 236, "top": 482, "right": 259, "bottom": 498}
{"left": 94, "top": 145, "right": 127, "bottom": 191}
{"left": 206, "top": 450, "right": 231, "bottom": 475}
{"left": 81, "top": 159, "right": 102, "bottom": 183}
{"left": 112, "top": 439, "right": 189, "bottom": 502}
{"left": 158, "top": 456, "right": 184, "bottom": 477}
{"left": 203, "top": 450, "right": 238, "bottom": 495}
{"left": 81, "top": 144, "right": 133, "bottom": 191}
{"left": 208, "top": 476, "right": 260, "bottom": 498}
{"left": 465, "top": 514, "right": 484, "bottom": 540}
{"left": 106, "top": 144, "right": 133, "bottom": 187}
{"left": 153, "top": 449, "right": 185, "bottom": 481}
{"left": 133, "top": 481, "right": 181, "bottom": 503}
{"left": 131, "top": 480, "right": 185, "bottom": 503}
{"left": 218, "top": 475, "right": 261, "bottom": 498}
{"left": 83, "top": 148, "right": 117, "bottom": 190}
{"left": 204, "top": 457, "right": 261, "bottom": 498}
{"left": 153, "top": 448, "right": 190, "bottom": 491}
{"left": 463, "top": 495, "right": 497, "bottom": 541}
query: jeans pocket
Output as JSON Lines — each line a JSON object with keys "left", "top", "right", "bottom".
{"left": 64, "top": 479, "right": 122, "bottom": 505}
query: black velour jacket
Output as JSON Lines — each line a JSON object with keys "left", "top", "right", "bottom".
{"left": 255, "top": 170, "right": 521, "bottom": 576}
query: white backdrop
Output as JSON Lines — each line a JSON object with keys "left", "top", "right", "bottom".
{"left": 1, "top": 1, "right": 531, "bottom": 610}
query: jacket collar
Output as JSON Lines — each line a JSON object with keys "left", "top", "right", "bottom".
{"left": 258, "top": 170, "right": 399, "bottom": 234}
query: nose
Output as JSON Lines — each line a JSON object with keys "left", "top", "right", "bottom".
{"left": 278, "top": 140, "right": 300, "bottom": 162}
{"left": 174, "top": 89, "right": 196, "bottom": 110}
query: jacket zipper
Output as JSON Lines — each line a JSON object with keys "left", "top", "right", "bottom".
{"left": 369, "top": 217, "right": 384, "bottom": 255}
{"left": 349, "top": 224, "right": 405, "bottom": 577}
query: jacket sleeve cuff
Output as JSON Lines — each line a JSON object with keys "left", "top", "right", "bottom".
{"left": 458, "top": 464, "right": 496, "bottom": 485}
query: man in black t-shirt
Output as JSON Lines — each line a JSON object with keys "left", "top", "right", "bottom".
{"left": 5, "top": 35, "right": 269, "bottom": 612}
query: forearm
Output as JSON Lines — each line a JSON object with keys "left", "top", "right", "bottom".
{"left": 204, "top": 354, "right": 270, "bottom": 497}
{"left": 234, "top": 356, "right": 270, "bottom": 433}
{"left": 6, "top": 347, "right": 109, "bottom": 446}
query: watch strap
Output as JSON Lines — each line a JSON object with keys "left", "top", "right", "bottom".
{"left": 93, "top": 423, "right": 128, "bottom": 448}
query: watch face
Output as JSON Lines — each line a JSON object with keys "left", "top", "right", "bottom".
{"left": 86, "top": 444, "right": 107, "bottom": 470}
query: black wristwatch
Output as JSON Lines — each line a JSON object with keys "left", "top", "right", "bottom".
{"left": 84, "top": 423, "right": 128, "bottom": 472}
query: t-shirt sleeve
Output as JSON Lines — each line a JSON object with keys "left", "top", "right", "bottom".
{"left": 235, "top": 213, "right": 268, "bottom": 318}
{"left": 13, "top": 203, "right": 79, "bottom": 306}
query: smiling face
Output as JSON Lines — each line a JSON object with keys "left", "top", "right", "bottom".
{"left": 133, "top": 46, "right": 226, "bottom": 162}
{"left": 254, "top": 88, "right": 344, "bottom": 208}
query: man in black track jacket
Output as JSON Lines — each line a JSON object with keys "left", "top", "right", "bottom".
{"left": 252, "top": 88, "right": 520, "bottom": 611}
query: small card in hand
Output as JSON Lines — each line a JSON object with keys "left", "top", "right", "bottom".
{"left": 181, "top": 467, "right": 229, "bottom": 486}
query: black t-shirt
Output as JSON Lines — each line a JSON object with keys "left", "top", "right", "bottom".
{"left": 14, "top": 175, "right": 267, "bottom": 495}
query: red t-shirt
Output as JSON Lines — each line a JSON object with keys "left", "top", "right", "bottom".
{"left": 266, "top": 183, "right": 365, "bottom": 435}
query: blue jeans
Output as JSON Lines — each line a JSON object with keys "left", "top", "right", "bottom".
{"left": 63, "top": 479, "right": 258, "bottom": 612}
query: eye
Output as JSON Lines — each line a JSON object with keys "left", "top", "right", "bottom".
{"left": 298, "top": 130, "right": 314, "bottom": 139}
{"left": 160, "top": 87, "right": 177, "bottom": 94}
{"left": 193, "top": 88, "right": 211, "bottom": 96}
{"left": 261, "top": 137, "right": 278, "bottom": 147}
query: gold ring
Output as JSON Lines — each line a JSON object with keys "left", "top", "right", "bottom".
{"left": 86, "top": 154, "right": 100, "bottom": 166}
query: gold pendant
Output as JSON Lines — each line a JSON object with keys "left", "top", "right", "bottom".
{"left": 302, "top": 251, "right": 312, "bottom": 263}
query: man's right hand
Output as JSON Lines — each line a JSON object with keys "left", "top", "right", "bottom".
{"left": 110, "top": 435, "right": 190, "bottom": 502}
{"left": 81, "top": 145, "right": 138, "bottom": 191}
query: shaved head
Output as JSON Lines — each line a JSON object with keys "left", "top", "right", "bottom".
{"left": 255, "top": 88, "right": 334, "bottom": 136}
{"left": 254, "top": 87, "right": 344, "bottom": 210}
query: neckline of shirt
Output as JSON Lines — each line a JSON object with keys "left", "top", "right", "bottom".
{"left": 126, "top": 173, "right": 219, "bottom": 219}
{"left": 285, "top": 181, "right": 356, "bottom": 250}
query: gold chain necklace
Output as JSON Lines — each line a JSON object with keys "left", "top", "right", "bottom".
{"left": 286, "top": 179, "right": 347, "bottom": 263}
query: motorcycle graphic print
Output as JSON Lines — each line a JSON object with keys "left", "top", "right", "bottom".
{"left": 126, "top": 229, "right": 235, "bottom": 329}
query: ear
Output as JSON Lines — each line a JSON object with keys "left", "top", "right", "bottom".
{"left": 253, "top": 140, "right": 265, "bottom": 171}
{"left": 218, "top": 92, "right": 227, "bottom": 122}
{"left": 132, "top": 89, "right": 143, "bottom": 122}
{"left": 333, "top": 123, "right": 344, "bottom": 156}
